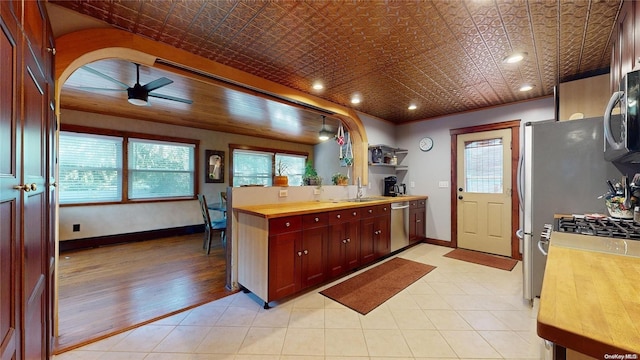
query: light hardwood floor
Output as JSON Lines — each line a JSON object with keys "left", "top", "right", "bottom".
{"left": 54, "top": 233, "right": 234, "bottom": 354}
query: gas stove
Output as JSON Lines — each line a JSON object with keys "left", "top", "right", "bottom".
{"left": 556, "top": 216, "right": 640, "bottom": 240}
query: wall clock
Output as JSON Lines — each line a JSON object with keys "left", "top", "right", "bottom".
{"left": 419, "top": 137, "right": 433, "bottom": 152}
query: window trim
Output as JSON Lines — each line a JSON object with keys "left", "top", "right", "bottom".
{"left": 60, "top": 124, "right": 200, "bottom": 206}
{"left": 229, "top": 143, "right": 308, "bottom": 187}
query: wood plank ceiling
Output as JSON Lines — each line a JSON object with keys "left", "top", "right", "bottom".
{"left": 52, "top": 0, "right": 622, "bottom": 145}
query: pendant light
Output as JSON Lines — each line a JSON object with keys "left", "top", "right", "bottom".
{"left": 318, "top": 115, "right": 333, "bottom": 141}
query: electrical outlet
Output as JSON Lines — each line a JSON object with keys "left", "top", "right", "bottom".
{"left": 279, "top": 189, "right": 288, "bottom": 197}
{"left": 313, "top": 188, "right": 321, "bottom": 195}
{"left": 72, "top": 224, "right": 80, "bottom": 232}
{"left": 439, "top": 181, "right": 449, "bottom": 188}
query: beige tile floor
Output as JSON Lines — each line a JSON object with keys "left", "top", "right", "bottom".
{"left": 53, "top": 243, "right": 545, "bottom": 360}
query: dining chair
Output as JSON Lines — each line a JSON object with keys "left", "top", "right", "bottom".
{"left": 197, "top": 194, "right": 226, "bottom": 254}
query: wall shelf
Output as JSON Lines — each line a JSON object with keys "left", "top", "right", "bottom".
{"left": 368, "top": 144, "right": 408, "bottom": 173}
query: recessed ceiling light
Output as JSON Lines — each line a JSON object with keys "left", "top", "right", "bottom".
{"left": 408, "top": 104, "right": 417, "bottom": 110}
{"left": 519, "top": 83, "right": 535, "bottom": 92}
{"left": 312, "top": 81, "right": 324, "bottom": 90}
{"left": 503, "top": 51, "right": 528, "bottom": 64}
{"left": 351, "top": 93, "right": 362, "bottom": 104}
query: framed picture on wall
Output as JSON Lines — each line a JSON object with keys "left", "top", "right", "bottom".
{"left": 205, "top": 150, "right": 224, "bottom": 183}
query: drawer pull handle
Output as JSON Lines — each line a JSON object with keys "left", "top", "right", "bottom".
{"left": 297, "top": 251, "right": 302, "bottom": 256}
{"left": 368, "top": 209, "right": 373, "bottom": 213}
{"left": 303, "top": 250, "right": 308, "bottom": 255}
{"left": 285, "top": 222, "right": 290, "bottom": 227}
{"left": 352, "top": 212, "right": 357, "bottom": 216}
{"left": 342, "top": 239, "right": 347, "bottom": 244}
{"left": 346, "top": 238, "right": 351, "bottom": 243}
{"left": 336, "top": 214, "right": 341, "bottom": 218}
{"left": 315, "top": 217, "right": 319, "bottom": 222}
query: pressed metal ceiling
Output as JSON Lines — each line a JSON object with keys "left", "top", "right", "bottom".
{"left": 52, "top": 0, "right": 622, "bottom": 125}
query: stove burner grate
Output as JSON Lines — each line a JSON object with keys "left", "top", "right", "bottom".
{"left": 556, "top": 216, "right": 640, "bottom": 240}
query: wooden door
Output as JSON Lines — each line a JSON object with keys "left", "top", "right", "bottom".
{"left": 300, "top": 226, "right": 327, "bottom": 288}
{"left": 0, "top": 3, "right": 21, "bottom": 359}
{"left": 22, "top": 1, "right": 50, "bottom": 357}
{"left": 268, "top": 231, "right": 300, "bottom": 301}
{"left": 456, "top": 129, "right": 512, "bottom": 256}
{"left": 374, "top": 214, "right": 390, "bottom": 257}
{"left": 359, "top": 217, "right": 376, "bottom": 265}
{"left": 343, "top": 221, "right": 359, "bottom": 271}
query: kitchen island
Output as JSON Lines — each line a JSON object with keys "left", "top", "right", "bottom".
{"left": 234, "top": 196, "right": 427, "bottom": 308}
{"left": 537, "top": 232, "right": 640, "bottom": 359}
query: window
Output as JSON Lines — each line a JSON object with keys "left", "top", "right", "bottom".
{"left": 128, "top": 138, "right": 195, "bottom": 199}
{"left": 59, "top": 127, "right": 197, "bottom": 205}
{"left": 230, "top": 145, "right": 307, "bottom": 187}
{"left": 464, "top": 138, "right": 503, "bottom": 193}
{"left": 59, "top": 132, "right": 123, "bottom": 204}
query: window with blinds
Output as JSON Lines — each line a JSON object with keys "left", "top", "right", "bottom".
{"left": 59, "top": 130, "right": 197, "bottom": 204}
{"left": 128, "top": 138, "right": 195, "bottom": 199}
{"left": 59, "top": 132, "right": 123, "bottom": 204}
{"left": 232, "top": 148, "right": 306, "bottom": 186}
{"left": 464, "top": 138, "right": 503, "bottom": 193}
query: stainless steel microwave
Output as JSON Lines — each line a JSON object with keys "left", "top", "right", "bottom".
{"left": 604, "top": 69, "right": 640, "bottom": 162}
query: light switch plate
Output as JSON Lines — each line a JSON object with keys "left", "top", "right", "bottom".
{"left": 438, "top": 181, "right": 449, "bottom": 188}
{"left": 410, "top": 181, "right": 415, "bottom": 188}
{"left": 279, "top": 189, "right": 288, "bottom": 197}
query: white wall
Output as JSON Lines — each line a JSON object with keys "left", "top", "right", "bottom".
{"left": 396, "top": 97, "right": 555, "bottom": 242}
{"left": 59, "top": 109, "right": 314, "bottom": 240}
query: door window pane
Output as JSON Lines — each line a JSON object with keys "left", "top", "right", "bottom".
{"left": 464, "top": 138, "right": 503, "bottom": 193}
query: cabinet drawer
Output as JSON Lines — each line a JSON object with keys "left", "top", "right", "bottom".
{"left": 377, "top": 204, "right": 390, "bottom": 216}
{"left": 410, "top": 199, "right": 426, "bottom": 208}
{"left": 302, "top": 212, "right": 329, "bottom": 228}
{"left": 328, "top": 208, "right": 360, "bottom": 224}
{"left": 360, "top": 205, "right": 378, "bottom": 218}
{"left": 269, "top": 216, "right": 302, "bottom": 234}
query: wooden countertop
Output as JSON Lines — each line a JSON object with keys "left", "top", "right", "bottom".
{"left": 537, "top": 233, "right": 640, "bottom": 358}
{"left": 233, "top": 195, "right": 427, "bottom": 218}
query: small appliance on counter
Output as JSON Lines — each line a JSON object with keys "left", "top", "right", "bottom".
{"left": 384, "top": 176, "right": 397, "bottom": 196}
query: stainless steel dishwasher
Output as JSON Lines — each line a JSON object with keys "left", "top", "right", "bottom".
{"left": 390, "top": 201, "right": 409, "bottom": 252}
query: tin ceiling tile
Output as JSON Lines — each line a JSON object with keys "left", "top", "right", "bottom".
{"left": 52, "top": 0, "right": 622, "bottom": 124}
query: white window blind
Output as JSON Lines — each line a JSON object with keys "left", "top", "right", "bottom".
{"left": 233, "top": 149, "right": 273, "bottom": 186}
{"left": 59, "top": 132, "right": 123, "bottom": 204}
{"left": 276, "top": 153, "right": 306, "bottom": 186}
{"left": 128, "top": 138, "right": 195, "bottom": 199}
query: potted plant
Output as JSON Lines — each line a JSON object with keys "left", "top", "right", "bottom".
{"left": 274, "top": 159, "right": 289, "bottom": 187}
{"left": 302, "top": 161, "right": 322, "bottom": 186}
{"left": 331, "top": 173, "right": 349, "bottom": 186}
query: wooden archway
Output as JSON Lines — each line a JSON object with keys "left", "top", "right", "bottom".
{"left": 54, "top": 28, "right": 369, "bottom": 183}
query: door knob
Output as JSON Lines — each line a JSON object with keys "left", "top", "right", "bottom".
{"left": 13, "top": 184, "right": 32, "bottom": 192}
{"left": 458, "top": 195, "right": 463, "bottom": 200}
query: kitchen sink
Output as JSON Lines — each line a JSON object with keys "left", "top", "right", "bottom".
{"left": 346, "top": 197, "right": 382, "bottom": 202}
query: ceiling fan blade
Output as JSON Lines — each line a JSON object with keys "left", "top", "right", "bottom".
{"left": 148, "top": 93, "right": 193, "bottom": 104}
{"left": 80, "top": 65, "right": 130, "bottom": 89}
{"left": 143, "top": 77, "right": 173, "bottom": 92}
{"left": 67, "top": 86, "right": 127, "bottom": 92}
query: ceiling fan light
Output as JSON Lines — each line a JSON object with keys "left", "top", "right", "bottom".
{"left": 127, "top": 85, "right": 148, "bottom": 106}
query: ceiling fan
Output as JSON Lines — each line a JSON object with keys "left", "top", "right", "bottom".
{"left": 74, "top": 62, "right": 193, "bottom": 106}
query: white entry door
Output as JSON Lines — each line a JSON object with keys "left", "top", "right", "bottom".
{"left": 456, "top": 129, "right": 512, "bottom": 256}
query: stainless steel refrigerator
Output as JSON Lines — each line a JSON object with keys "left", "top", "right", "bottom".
{"left": 517, "top": 117, "right": 620, "bottom": 303}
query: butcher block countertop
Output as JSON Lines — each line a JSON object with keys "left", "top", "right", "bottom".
{"left": 234, "top": 195, "right": 427, "bottom": 218}
{"left": 537, "top": 232, "right": 640, "bottom": 358}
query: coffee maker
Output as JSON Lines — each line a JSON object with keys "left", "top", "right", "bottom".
{"left": 384, "top": 176, "right": 397, "bottom": 197}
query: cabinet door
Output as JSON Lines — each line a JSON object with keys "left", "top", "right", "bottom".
{"left": 268, "top": 231, "right": 300, "bottom": 301}
{"left": 410, "top": 208, "right": 426, "bottom": 243}
{"left": 344, "top": 220, "right": 360, "bottom": 271}
{"left": 301, "top": 226, "right": 327, "bottom": 288}
{"left": 327, "top": 222, "right": 348, "bottom": 278}
{"left": 360, "top": 217, "right": 377, "bottom": 265}
{"left": 620, "top": 1, "right": 634, "bottom": 76}
{"left": 375, "top": 214, "right": 391, "bottom": 257}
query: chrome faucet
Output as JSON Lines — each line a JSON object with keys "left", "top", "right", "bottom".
{"left": 356, "top": 177, "right": 364, "bottom": 200}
